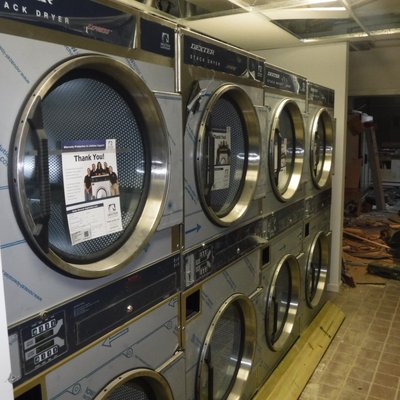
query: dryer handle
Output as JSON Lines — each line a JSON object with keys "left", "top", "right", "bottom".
{"left": 28, "top": 96, "right": 50, "bottom": 252}
{"left": 204, "top": 122, "right": 215, "bottom": 201}
{"left": 274, "top": 128, "right": 282, "bottom": 185}
{"left": 204, "top": 346, "right": 214, "bottom": 399}
{"left": 313, "top": 130, "right": 320, "bottom": 174}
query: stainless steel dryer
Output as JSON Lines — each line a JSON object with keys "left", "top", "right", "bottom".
{"left": 0, "top": 6, "right": 182, "bottom": 396}
{"left": 305, "top": 82, "right": 335, "bottom": 198}
{"left": 182, "top": 241, "right": 261, "bottom": 400}
{"left": 12, "top": 258, "right": 184, "bottom": 400}
{"left": 245, "top": 201, "right": 304, "bottom": 398}
{"left": 177, "top": 28, "right": 263, "bottom": 252}
{"left": 262, "top": 63, "right": 307, "bottom": 215}
{"left": 300, "top": 191, "right": 332, "bottom": 334}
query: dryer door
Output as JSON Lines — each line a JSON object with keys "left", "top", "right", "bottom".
{"left": 269, "top": 99, "right": 304, "bottom": 201}
{"left": 310, "top": 108, "right": 334, "bottom": 189}
{"left": 194, "top": 84, "right": 260, "bottom": 226}
{"left": 305, "top": 231, "right": 329, "bottom": 308}
{"left": 197, "top": 294, "right": 256, "bottom": 399}
{"left": 11, "top": 55, "right": 169, "bottom": 278}
{"left": 95, "top": 369, "right": 173, "bottom": 400}
{"left": 265, "top": 254, "right": 300, "bottom": 351}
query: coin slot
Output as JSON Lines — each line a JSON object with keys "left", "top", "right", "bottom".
{"left": 262, "top": 246, "right": 270, "bottom": 267}
{"left": 305, "top": 222, "right": 310, "bottom": 238}
{"left": 185, "top": 289, "right": 201, "bottom": 320}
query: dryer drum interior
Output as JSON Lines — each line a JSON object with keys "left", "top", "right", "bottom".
{"left": 269, "top": 100, "right": 304, "bottom": 201}
{"left": 95, "top": 369, "right": 174, "bottom": 400}
{"left": 195, "top": 84, "right": 260, "bottom": 226}
{"left": 265, "top": 255, "right": 300, "bottom": 351}
{"left": 310, "top": 109, "right": 334, "bottom": 189}
{"left": 10, "top": 55, "right": 169, "bottom": 278}
{"left": 305, "top": 232, "right": 329, "bottom": 308}
{"left": 197, "top": 294, "right": 256, "bottom": 399}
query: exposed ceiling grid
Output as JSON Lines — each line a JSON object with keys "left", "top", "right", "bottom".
{"left": 135, "top": 0, "right": 400, "bottom": 51}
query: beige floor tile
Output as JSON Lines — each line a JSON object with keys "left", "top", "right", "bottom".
{"left": 331, "top": 350, "right": 358, "bottom": 365}
{"left": 357, "top": 348, "right": 381, "bottom": 361}
{"left": 371, "top": 318, "right": 392, "bottom": 329}
{"left": 390, "top": 328, "right": 400, "bottom": 338}
{"left": 300, "top": 280, "right": 400, "bottom": 400}
{"left": 362, "top": 338, "right": 385, "bottom": 352}
{"left": 392, "top": 321, "right": 400, "bottom": 330}
{"left": 385, "top": 342, "right": 400, "bottom": 354}
{"left": 374, "top": 372, "right": 399, "bottom": 388}
{"left": 344, "top": 376, "right": 371, "bottom": 395}
{"left": 348, "top": 366, "right": 375, "bottom": 382}
{"left": 354, "top": 356, "right": 379, "bottom": 372}
{"left": 324, "top": 360, "right": 352, "bottom": 378}
{"left": 381, "top": 352, "right": 400, "bottom": 366}
{"left": 339, "top": 388, "right": 370, "bottom": 400}
{"left": 378, "top": 305, "right": 397, "bottom": 315}
{"left": 377, "top": 361, "right": 400, "bottom": 377}
{"left": 369, "top": 383, "right": 397, "bottom": 400}
{"left": 320, "top": 371, "right": 347, "bottom": 388}
{"left": 364, "top": 332, "right": 388, "bottom": 343}
{"left": 335, "top": 341, "right": 360, "bottom": 356}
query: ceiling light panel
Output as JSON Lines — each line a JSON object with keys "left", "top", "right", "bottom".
{"left": 273, "top": 18, "right": 364, "bottom": 39}
{"left": 261, "top": 8, "right": 348, "bottom": 19}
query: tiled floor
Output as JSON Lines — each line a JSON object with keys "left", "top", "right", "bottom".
{"left": 300, "top": 279, "right": 400, "bottom": 400}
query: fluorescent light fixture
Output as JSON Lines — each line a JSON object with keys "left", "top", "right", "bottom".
{"left": 303, "top": 7, "right": 346, "bottom": 11}
{"left": 228, "top": 0, "right": 253, "bottom": 12}
{"left": 371, "top": 28, "right": 400, "bottom": 36}
{"left": 307, "top": 0, "right": 339, "bottom": 3}
{"left": 301, "top": 31, "right": 368, "bottom": 42}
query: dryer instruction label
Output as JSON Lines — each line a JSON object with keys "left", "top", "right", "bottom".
{"left": 61, "top": 139, "right": 122, "bottom": 246}
{"left": 0, "top": 143, "right": 8, "bottom": 169}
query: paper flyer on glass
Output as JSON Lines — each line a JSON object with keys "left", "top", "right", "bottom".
{"left": 61, "top": 139, "right": 123, "bottom": 245}
{"left": 212, "top": 127, "right": 231, "bottom": 191}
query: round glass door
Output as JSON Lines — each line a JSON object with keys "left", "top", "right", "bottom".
{"left": 305, "top": 232, "right": 329, "bottom": 308}
{"left": 197, "top": 294, "right": 256, "bottom": 399}
{"left": 195, "top": 84, "right": 260, "bottom": 226}
{"left": 269, "top": 99, "right": 304, "bottom": 202}
{"left": 310, "top": 109, "right": 334, "bottom": 189}
{"left": 95, "top": 369, "right": 173, "bottom": 400}
{"left": 265, "top": 255, "right": 300, "bottom": 351}
{"left": 11, "top": 55, "right": 169, "bottom": 277}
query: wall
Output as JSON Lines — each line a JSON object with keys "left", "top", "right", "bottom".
{"left": 257, "top": 43, "right": 349, "bottom": 292}
{"left": 349, "top": 46, "right": 400, "bottom": 96}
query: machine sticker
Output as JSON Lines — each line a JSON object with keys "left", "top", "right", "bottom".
{"left": 61, "top": 139, "right": 123, "bottom": 246}
{"left": 211, "top": 127, "right": 231, "bottom": 191}
{"left": 140, "top": 18, "right": 175, "bottom": 58}
{"left": 309, "top": 83, "right": 335, "bottom": 107}
{"left": 184, "top": 245, "right": 213, "bottom": 287}
{"left": 248, "top": 57, "right": 264, "bottom": 82}
{"left": 265, "top": 65, "right": 306, "bottom": 96}
{"left": 183, "top": 35, "right": 247, "bottom": 76}
{"left": 0, "top": 143, "right": 8, "bottom": 171}
{"left": 0, "top": 0, "right": 136, "bottom": 48}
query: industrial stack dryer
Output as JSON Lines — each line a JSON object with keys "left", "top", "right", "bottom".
{"left": 245, "top": 200, "right": 304, "bottom": 398}
{"left": 300, "top": 190, "right": 332, "bottom": 333}
{"left": 178, "top": 27, "right": 264, "bottom": 255}
{"left": 262, "top": 63, "right": 307, "bottom": 215}
{"left": 0, "top": 6, "right": 185, "bottom": 399}
{"left": 305, "top": 82, "right": 335, "bottom": 198}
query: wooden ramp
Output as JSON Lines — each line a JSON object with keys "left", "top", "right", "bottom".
{"left": 252, "top": 301, "right": 345, "bottom": 400}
